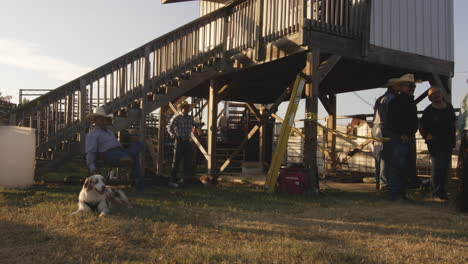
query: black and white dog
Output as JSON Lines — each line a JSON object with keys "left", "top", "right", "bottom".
{"left": 72, "top": 174, "right": 131, "bottom": 217}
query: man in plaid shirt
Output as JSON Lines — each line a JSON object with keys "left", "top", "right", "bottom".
{"left": 167, "top": 101, "right": 199, "bottom": 187}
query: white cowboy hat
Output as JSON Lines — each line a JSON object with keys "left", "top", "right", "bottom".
{"left": 86, "top": 106, "right": 113, "bottom": 122}
{"left": 177, "top": 101, "right": 192, "bottom": 111}
{"left": 384, "top": 73, "right": 417, "bottom": 88}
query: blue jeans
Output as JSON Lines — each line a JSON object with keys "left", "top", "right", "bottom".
{"left": 171, "top": 139, "right": 193, "bottom": 183}
{"left": 429, "top": 148, "right": 451, "bottom": 198}
{"left": 375, "top": 141, "right": 390, "bottom": 189}
{"left": 104, "top": 141, "right": 144, "bottom": 189}
{"left": 387, "top": 136, "right": 411, "bottom": 198}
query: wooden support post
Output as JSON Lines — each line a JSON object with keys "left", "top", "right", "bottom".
{"left": 259, "top": 105, "right": 265, "bottom": 165}
{"left": 66, "top": 95, "right": 73, "bottom": 126}
{"left": 36, "top": 109, "right": 42, "bottom": 147}
{"left": 79, "top": 79, "right": 87, "bottom": 152}
{"left": 140, "top": 47, "right": 151, "bottom": 179}
{"left": 326, "top": 94, "right": 337, "bottom": 171}
{"left": 156, "top": 105, "right": 167, "bottom": 176}
{"left": 303, "top": 50, "right": 320, "bottom": 194}
{"left": 207, "top": 80, "right": 219, "bottom": 176}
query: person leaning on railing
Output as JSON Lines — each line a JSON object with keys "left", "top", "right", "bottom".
{"left": 419, "top": 87, "right": 456, "bottom": 201}
{"left": 457, "top": 91, "right": 468, "bottom": 212}
{"left": 85, "top": 106, "right": 144, "bottom": 191}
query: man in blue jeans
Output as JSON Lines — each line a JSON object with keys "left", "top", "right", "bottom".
{"left": 167, "top": 101, "right": 199, "bottom": 187}
{"left": 386, "top": 74, "right": 419, "bottom": 201}
{"left": 372, "top": 80, "right": 400, "bottom": 190}
{"left": 85, "top": 106, "right": 144, "bottom": 190}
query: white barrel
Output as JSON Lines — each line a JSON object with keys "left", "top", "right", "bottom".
{"left": 0, "top": 126, "right": 36, "bottom": 188}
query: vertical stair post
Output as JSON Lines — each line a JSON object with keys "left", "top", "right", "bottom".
{"left": 326, "top": 94, "right": 337, "bottom": 171}
{"left": 156, "top": 105, "right": 168, "bottom": 176}
{"left": 208, "top": 80, "right": 219, "bottom": 177}
{"left": 79, "top": 79, "right": 87, "bottom": 152}
{"left": 140, "top": 46, "right": 151, "bottom": 180}
{"left": 258, "top": 104, "right": 266, "bottom": 165}
{"left": 303, "top": 50, "right": 320, "bottom": 194}
{"left": 254, "top": 0, "right": 265, "bottom": 61}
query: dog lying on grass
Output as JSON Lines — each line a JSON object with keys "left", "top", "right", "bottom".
{"left": 72, "top": 174, "right": 131, "bottom": 217}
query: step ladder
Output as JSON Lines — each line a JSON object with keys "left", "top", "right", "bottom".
{"left": 264, "top": 74, "right": 306, "bottom": 192}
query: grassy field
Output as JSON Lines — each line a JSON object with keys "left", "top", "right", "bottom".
{"left": 1, "top": 181, "right": 467, "bottom": 264}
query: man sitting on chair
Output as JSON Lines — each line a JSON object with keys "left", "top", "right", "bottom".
{"left": 85, "top": 106, "right": 144, "bottom": 190}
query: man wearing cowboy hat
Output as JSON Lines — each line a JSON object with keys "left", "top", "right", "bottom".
{"left": 386, "top": 73, "right": 419, "bottom": 201}
{"left": 420, "top": 87, "right": 456, "bottom": 201}
{"left": 85, "top": 106, "right": 144, "bottom": 190}
{"left": 371, "top": 76, "right": 401, "bottom": 190}
{"left": 167, "top": 101, "right": 199, "bottom": 187}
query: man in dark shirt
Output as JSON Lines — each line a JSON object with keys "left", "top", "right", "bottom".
{"left": 420, "top": 87, "right": 456, "bottom": 200}
{"left": 386, "top": 74, "right": 418, "bottom": 200}
{"left": 167, "top": 101, "right": 199, "bottom": 187}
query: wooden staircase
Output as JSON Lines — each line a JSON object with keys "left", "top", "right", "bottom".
{"left": 8, "top": 0, "right": 369, "bottom": 179}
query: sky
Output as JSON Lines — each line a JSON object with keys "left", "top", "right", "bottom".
{"left": 0, "top": 0, "right": 467, "bottom": 122}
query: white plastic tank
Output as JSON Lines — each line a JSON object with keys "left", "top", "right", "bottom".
{"left": 0, "top": 126, "right": 36, "bottom": 188}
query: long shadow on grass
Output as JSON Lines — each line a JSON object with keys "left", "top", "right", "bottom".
{"left": 119, "top": 184, "right": 467, "bottom": 246}
{"left": 0, "top": 219, "right": 146, "bottom": 264}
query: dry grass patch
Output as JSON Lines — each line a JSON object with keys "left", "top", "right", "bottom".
{"left": 1, "top": 183, "right": 467, "bottom": 264}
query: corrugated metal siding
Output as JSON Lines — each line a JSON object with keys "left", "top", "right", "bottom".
{"left": 370, "top": 0, "right": 454, "bottom": 61}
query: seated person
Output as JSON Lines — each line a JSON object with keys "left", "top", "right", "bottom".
{"left": 85, "top": 106, "right": 144, "bottom": 190}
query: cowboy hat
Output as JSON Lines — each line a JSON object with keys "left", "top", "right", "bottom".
{"left": 86, "top": 106, "right": 113, "bottom": 122}
{"left": 177, "top": 101, "right": 192, "bottom": 111}
{"left": 384, "top": 73, "right": 417, "bottom": 88}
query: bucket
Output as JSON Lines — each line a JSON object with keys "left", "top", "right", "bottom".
{"left": 0, "top": 126, "right": 36, "bottom": 188}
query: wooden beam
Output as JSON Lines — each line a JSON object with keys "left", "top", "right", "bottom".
{"left": 156, "top": 105, "right": 168, "bottom": 176}
{"left": 207, "top": 80, "right": 219, "bottom": 176}
{"left": 246, "top": 103, "right": 262, "bottom": 121}
{"left": 326, "top": 94, "right": 337, "bottom": 171}
{"left": 271, "top": 113, "right": 304, "bottom": 137}
{"left": 303, "top": 50, "right": 320, "bottom": 194}
{"left": 318, "top": 55, "right": 342, "bottom": 83}
{"left": 139, "top": 46, "right": 151, "bottom": 185}
{"left": 366, "top": 45, "right": 454, "bottom": 77}
{"left": 319, "top": 94, "right": 335, "bottom": 115}
{"left": 79, "top": 79, "right": 87, "bottom": 152}
{"left": 415, "top": 89, "right": 429, "bottom": 105}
